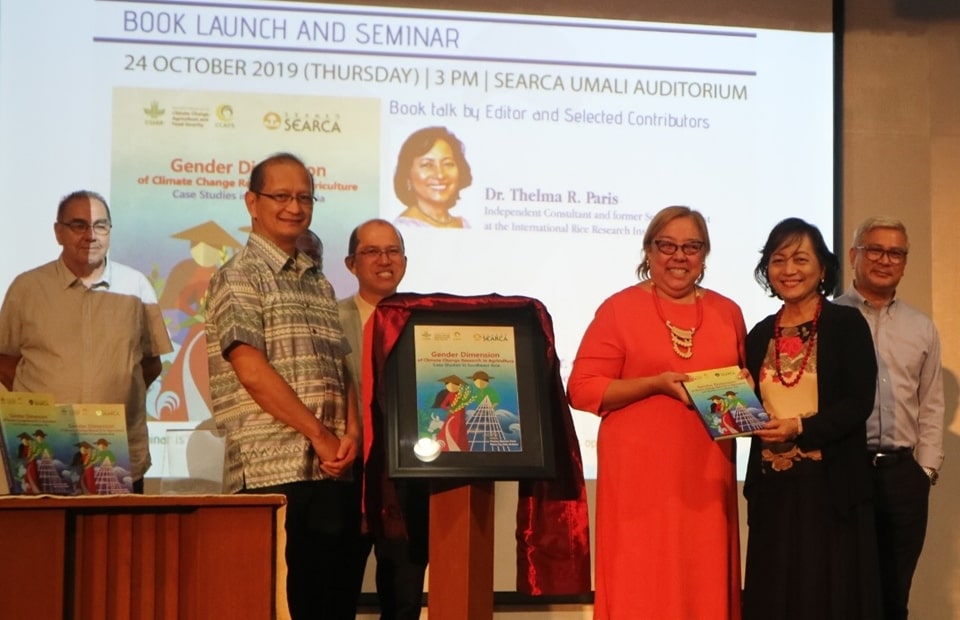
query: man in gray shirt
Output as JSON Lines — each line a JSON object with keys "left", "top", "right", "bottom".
{"left": 835, "top": 216, "right": 944, "bottom": 620}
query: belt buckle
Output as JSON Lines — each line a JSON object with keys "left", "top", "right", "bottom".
{"left": 872, "top": 452, "right": 887, "bottom": 467}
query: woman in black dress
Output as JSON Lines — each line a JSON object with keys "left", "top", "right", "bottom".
{"left": 743, "top": 218, "right": 882, "bottom": 619}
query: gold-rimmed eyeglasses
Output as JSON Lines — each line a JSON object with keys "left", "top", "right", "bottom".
{"left": 254, "top": 191, "right": 317, "bottom": 207}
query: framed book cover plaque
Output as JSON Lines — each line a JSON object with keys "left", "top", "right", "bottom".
{"left": 382, "top": 306, "right": 555, "bottom": 479}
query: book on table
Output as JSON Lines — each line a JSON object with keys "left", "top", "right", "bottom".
{"left": 682, "top": 366, "right": 770, "bottom": 440}
{"left": 0, "top": 392, "right": 132, "bottom": 495}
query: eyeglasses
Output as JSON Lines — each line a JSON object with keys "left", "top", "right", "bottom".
{"left": 652, "top": 239, "right": 705, "bottom": 256}
{"left": 856, "top": 245, "right": 908, "bottom": 265}
{"left": 355, "top": 246, "right": 404, "bottom": 261}
{"left": 254, "top": 191, "right": 317, "bottom": 207}
{"left": 58, "top": 219, "right": 111, "bottom": 235}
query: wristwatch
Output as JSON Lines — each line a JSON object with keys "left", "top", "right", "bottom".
{"left": 922, "top": 467, "right": 939, "bottom": 486}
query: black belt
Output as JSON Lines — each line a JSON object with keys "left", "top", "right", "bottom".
{"left": 868, "top": 447, "right": 913, "bottom": 467}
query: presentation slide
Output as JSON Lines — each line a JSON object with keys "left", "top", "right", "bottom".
{"left": 0, "top": 0, "right": 834, "bottom": 479}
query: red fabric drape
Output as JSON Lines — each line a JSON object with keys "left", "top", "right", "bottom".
{"left": 363, "top": 293, "right": 591, "bottom": 595}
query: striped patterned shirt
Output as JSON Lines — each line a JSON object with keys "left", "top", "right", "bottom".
{"left": 205, "top": 233, "right": 348, "bottom": 492}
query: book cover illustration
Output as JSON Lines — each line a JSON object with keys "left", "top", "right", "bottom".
{"left": 0, "top": 391, "right": 55, "bottom": 494}
{"left": 0, "top": 394, "right": 132, "bottom": 495}
{"left": 413, "top": 325, "right": 522, "bottom": 453}
{"left": 682, "top": 366, "right": 770, "bottom": 440}
{"left": 0, "top": 399, "right": 77, "bottom": 494}
{"left": 68, "top": 404, "right": 134, "bottom": 494}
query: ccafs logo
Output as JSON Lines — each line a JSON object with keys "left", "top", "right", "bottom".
{"left": 216, "top": 104, "right": 236, "bottom": 128}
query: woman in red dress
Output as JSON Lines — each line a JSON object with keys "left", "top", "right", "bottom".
{"left": 568, "top": 206, "right": 745, "bottom": 619}
{"left": 74, "top": 441, "right": 97, "bottom": 494}
{"left": 17, "top": 433, "right": 40, "bottom": 494}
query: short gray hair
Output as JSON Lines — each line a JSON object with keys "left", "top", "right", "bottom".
{"left": 852, "top": 216, "right": 909, "bottom": 249}
{"left": 58, "top": 190, "right": 111, "bottom": 223}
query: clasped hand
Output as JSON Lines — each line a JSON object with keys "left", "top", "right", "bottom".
{"left": 311, "top": 432, "right": 358, "bottom": 478}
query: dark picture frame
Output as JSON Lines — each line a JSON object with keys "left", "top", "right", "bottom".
{"left": 382, "top": 304, "right": 556, "bottom": 479}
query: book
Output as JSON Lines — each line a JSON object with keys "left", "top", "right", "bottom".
{"left": 682, "top": 366, "right": 770, "bottom": 440}
{"left": 68, "top": 403, "right": 135, "bottom": 494}
{"left": 0, "top": 392, "right": 56, "bottom": 494}
{"left": 0, "top": 393, "right": 132, "bottom": 495}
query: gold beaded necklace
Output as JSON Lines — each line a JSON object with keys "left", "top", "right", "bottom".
{"left": 650, "top": 283, "right": 703, "bottom": 359}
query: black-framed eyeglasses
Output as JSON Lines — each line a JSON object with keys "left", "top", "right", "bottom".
{"left": 57, "top": 219, "right": 112, "bottom": 235}
{"left": 254, "top": 191, "right": 317, "bottom": 207}
{"left": 856, "top": 245, "right": 908, "bottom": 265}
{"left": 652, "top": 239, "right": 704, "bottom": 256}
{"left": 354, "top": 246, "right": 404, "bottom": 261}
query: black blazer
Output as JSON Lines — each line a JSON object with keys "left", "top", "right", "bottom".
{"left": 744, "top": 300, "right": 877, "bottom": 519}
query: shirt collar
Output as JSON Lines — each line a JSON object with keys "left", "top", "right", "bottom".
{"left": 246, "top": 232, "right": 315, "bottom": 274}
{"left": 354, "top": 293, "right": 376, "bottom": 325}
{"left": 55, "top": 256, "right": 111, "bottom": 290}
{"left": 93, "top": 257, "right": 114, "bottom": 289}
{"left": 845, "top": 282, "right": 897, "bottom": 312}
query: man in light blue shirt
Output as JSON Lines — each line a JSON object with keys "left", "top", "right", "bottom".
{"left": 835, "top": 216, "right": 944, "bottom": 620}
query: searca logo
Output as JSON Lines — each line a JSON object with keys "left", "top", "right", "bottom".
{"left": 262, "top": 111, "right": 342, "bottom": 133}
{"left": 473, "top": 333, "right": 508, "bottom": 342}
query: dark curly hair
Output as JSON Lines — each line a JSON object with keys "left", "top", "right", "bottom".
{"left": 754, "top": 217, "right": 839, "bottom": 298}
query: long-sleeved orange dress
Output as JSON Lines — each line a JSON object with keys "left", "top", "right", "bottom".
{"left": 568, "top": 285, "right": 745, "bottom": 620}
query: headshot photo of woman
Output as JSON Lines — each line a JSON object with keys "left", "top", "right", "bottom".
{"left": 393, "top": 126, "right": 473, "bottom": 228}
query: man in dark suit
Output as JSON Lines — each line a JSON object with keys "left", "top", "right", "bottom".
{"left": 339, "top": 219, "right": 427, "bottom": 619}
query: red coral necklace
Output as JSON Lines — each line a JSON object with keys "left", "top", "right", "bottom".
{"left": 773, "top": 296, "right": 823, "bottom": 387}
{"left": 650, "top": 283, "right": 703, "bottom": 359}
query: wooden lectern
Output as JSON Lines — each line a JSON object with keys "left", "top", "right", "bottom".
{"left": 0, "top": 494, "right": 284, "bottom": 620}
{"left": 428, "top": 481, "right": 495, "bottom": 619}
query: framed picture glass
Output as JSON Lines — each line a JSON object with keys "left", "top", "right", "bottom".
{"left": 382, "top": 304, "right": 556, "bottom": 479}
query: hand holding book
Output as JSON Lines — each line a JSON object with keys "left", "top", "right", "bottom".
{"left": 681, "top": 366, "right": 770, "bottom": 441}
